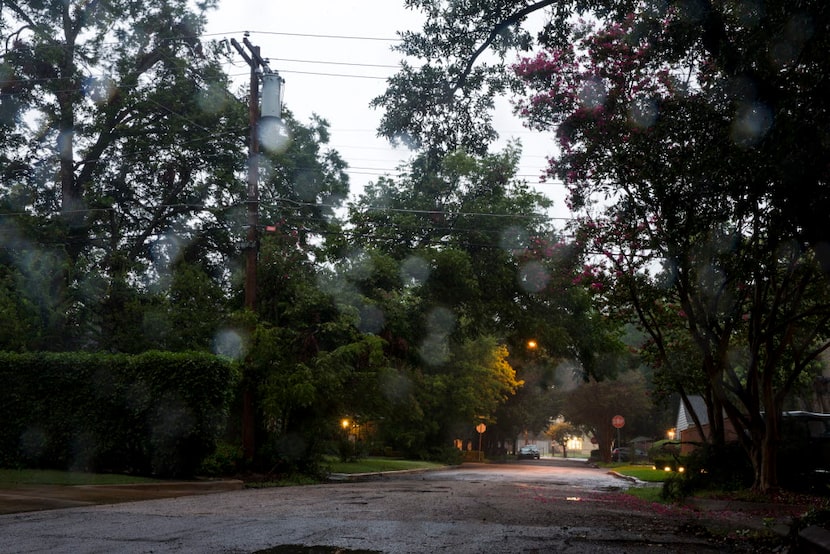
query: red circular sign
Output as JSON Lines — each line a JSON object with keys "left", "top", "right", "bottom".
{"left": 612, "top": 415, "right": 625, "bottom": 428}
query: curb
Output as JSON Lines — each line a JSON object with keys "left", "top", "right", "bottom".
{"left": 327, "top": 467, "right": 447, "bottom": 482}
{"left": 799, "top": 526, "right": 830, "bottom": 553}
{"left": 607, "top": 470, "right": 660, "bottom": 487}
{"left": 77, "top": 479, "right": 245, "bottom": 492}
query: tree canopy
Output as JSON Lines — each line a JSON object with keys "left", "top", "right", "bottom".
{"left": 378, "top": 0, "right": 830, "bottom": 491}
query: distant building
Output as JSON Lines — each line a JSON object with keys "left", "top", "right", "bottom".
{"left": 675, "top": 395, "right": 738, "bottom": 454}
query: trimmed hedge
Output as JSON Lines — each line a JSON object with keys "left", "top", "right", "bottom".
{"left": 0, "top": 351, "right": 239, "bottom": 477}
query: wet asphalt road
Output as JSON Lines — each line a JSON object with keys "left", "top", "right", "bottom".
{"left": 0, "top": 459, "right": 766, "bottom": 553}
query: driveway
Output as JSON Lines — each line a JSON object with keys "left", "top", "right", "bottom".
{"left": 0, "top": 459, "right": 784, "bottom": 553}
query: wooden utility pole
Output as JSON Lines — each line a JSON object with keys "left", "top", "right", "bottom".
{"left": 230, "top": 35, "right": 278, "bottom": 461}
{"left": 230, "top": 35, "right": 271, "bottom": 312}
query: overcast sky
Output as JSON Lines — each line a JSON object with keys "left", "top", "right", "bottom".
{"left": 203, "top": 1, "right": 566, "bottom": 223}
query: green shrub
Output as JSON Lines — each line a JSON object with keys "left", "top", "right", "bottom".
{"left": 659, "top": 441, "right": 753, "bottom": 499}
{"left": 661, "top": 471, "right": 694, "bottom": 500}
{"left": 426, "top": 446, "right": 463, "bottom": 465}
{"left": 199, "top": 441, "right": 244, "bottom": 477}
{"left": 0, "top": 351, "right": 239, "bottom": 477}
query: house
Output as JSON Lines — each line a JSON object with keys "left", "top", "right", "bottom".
{"left": 675, "top": 395, "right": 738, "bottom": 454}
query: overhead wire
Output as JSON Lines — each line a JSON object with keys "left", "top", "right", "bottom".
{"left": 202, "top": 30, "right": 401, "bottom": 42}
{"left": 2, "top": 25, "right": 569, "bottom": 224}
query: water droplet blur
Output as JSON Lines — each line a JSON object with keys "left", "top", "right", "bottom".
{"left": 400, "top": 255, "right": 429, "bottom": 286}
{"left": 259, "top": 117, "right": 290, "bottom": 153}
{"left": 86, "top": 75, "right": 117, "bottom": 105}
{"left": 731, "top": 102, "right": 772, "bottom": 147}
{"left": 628, "top": 98, "right": 658, "bottom": 128}
{"left": 578, "top": 78, "right": 607, "bottom": 110}
{"left": 380, "top": 370, "right": 412, "bottom": 403}
{"left": 213, "top": 328, "right": 245, "bottom": 359}
{"left": 198, "top": 83, "right": 228, "bottom": 114}
{"left": 500, "top": 226, "right": 528, "bottom": 252}
{"left": 419, "top": 334, "right": 450, "bottom": 366}
{"left": 426, "top": 306, "right": 455, "bottom": 336}
{"left": 518, "top": 261, "right": 550, "bottom": 293}
{"left": 358, "top": 303, "right": 385, "bottom": 333}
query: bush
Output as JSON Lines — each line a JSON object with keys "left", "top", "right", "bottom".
{"left": 426, "top": 446, "right": 463, "bottom": 465}
{"left": 648, "top": 440, "right": 682, "bottom": 466}
{"left": 686, "top": 441, "right": 753, "bottom": 491}
{"left": 0, "top": 351, "right": 239, "bottom": 477}
{"left": 199, "top": 441, "right": 244, "bottom": 477}
{"left": 337, "top": 439, "right": 365, "bottom": 463}
{"left": 660, "top": 441, "right": 753, "bottom": 499}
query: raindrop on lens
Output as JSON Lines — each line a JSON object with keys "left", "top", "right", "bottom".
{"left": 259, "top": 117, "right": 290, "bottom": 153}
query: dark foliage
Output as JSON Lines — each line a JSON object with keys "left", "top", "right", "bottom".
{"left": 0, "top": 351, "right": 238, "bottom": 477}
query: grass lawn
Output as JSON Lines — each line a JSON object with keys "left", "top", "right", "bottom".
{"left": 326, "top": 457, "right": 446, "bottom": 474}
{"left": 612, "top": 464, "right": 675, "bottom": 483}
{"left": 625, "top": 486, "right": 665, "bottom": 503}
{"left": 0, "top": 469, "right": 160, "bottom": 487}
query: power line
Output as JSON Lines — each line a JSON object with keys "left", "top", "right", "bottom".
{"left": 275, "top": 69, "right": 387, "bottom": 80}
{"left": 204, "top": 30, "right": 401, "bottom": 42}
{"left": 0, "top": 199, "right": 575, "bottom": 224}
{"left": 275, "top": 57, "right": 399, "bottom": 69}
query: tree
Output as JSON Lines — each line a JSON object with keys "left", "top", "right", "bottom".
{"left": 379, "top": 0, "right": 830, "bottom": 493}
{"left": 378, "top": 2, "right": 830, "bottom": 245}
{"left": 371, "top": 1, "right": 639, "bottom": 158}
{"left": 545, "top": 419, "right": 575, "bottom": 458}
{"left": 562, "top": 370, "right": 651, "bottom": 463}
{"left": 514, "top": 7, "right": 830, "bottom": 490}
{"left": 1, "top": 0, "right": 247, "bottom": 349}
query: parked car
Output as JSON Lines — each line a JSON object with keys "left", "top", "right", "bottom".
{"left": 611, "top": 447, "right": 629, "bottom": 462}
{"left": 778, "top": 411, "right": 830, "bottom": 489}
{"left": 517, "top": 445, "right": 540, "bottom": 460}
{"left": 611, "top": 447, "right": 646, "bottom": 462}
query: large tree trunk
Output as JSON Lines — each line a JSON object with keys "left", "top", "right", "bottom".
{"left": 758, "top": 425, "right": 779, "bottom": 492}
{"left": 58, "top": 6, "right": 86, "bottom": 263}
{"left": 757, "top": 381, "right": 781, "bottom": 492}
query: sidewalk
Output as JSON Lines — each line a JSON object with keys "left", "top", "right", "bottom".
{"left": 0, "top": 479, "right": 244, "bottom": 515}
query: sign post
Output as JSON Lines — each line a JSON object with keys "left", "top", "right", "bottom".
{"left": 611, "top": 415, "right": 625, "bottom": 455}
{"left": 475, "top": 423, "right": 487, "bottom": 461}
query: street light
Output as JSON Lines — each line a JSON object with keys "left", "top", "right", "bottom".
{"left": 527, "top": 339, "right": 538, "bottom": 350}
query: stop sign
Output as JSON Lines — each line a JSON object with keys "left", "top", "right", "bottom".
{"left": 612, "top": 415, "right": 625, "bottom": 428}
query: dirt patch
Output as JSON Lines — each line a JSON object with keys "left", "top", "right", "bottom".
{"left": 0, "top": 480, "right": 243, "bottom": 514}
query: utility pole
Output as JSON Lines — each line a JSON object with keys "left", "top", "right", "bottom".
{"left": 230, "top": 34, "right": 284, "bottom": 461}
{"left": 231, "top": 35, "right": 264, "bottom": 311}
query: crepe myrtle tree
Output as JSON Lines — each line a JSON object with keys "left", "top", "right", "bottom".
{"left": 513, "top": 8, "right": 830, "bottom": 491}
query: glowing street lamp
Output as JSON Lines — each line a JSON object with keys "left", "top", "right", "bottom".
{"left": 527, "top": 339, "right": 538, "bottom": 350}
